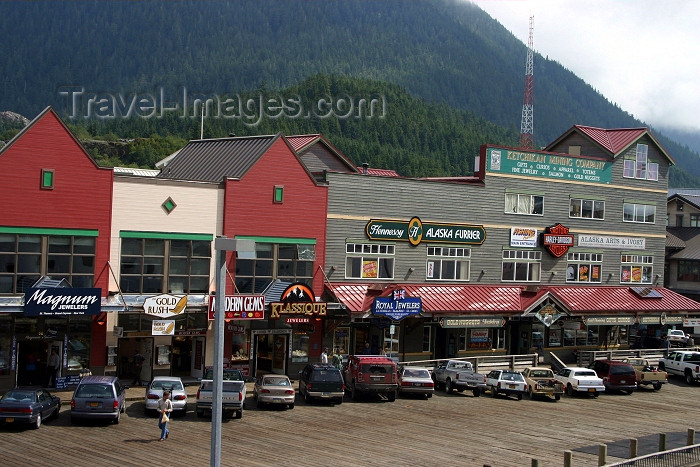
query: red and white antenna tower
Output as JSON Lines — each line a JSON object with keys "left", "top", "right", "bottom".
{"left": 519, "top": 16, "right": 534, "bottom": 149}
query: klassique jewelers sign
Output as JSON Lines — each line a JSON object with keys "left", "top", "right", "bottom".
{"left": 366, "top": 217, "right": 485, "bottom": 246}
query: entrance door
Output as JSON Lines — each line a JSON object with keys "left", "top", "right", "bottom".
{"left": 253, "top": 332, "right": 289, "bottom": 377}
{"left": 171, "top": 336, "right": 193, "bottom": 377}
{"left": 17, "top": 340, "right": 48, "bottom": 386}
{"left": 191, "top": 337, "right": 205, "bottom": 379}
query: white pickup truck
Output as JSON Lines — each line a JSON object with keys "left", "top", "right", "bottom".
{"left": 431, "top": 360, "right": 487, "bottom": 396}
{"left": 195, "top": 380, "right": 246, "bottom": 419}
{"left": 659, "top": 350, "right": 700, "bottom": 385}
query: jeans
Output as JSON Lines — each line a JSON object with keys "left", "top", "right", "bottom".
{"left": 158, "top": 417, "right": 169, "bottom": 440}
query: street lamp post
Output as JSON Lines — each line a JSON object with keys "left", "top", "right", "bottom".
{"left": 211, "top": 237, "right": 255, "bottom": 467}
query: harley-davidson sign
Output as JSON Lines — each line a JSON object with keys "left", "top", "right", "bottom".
{"left": 542, "top": 224, "right": 574, "bottom": 258}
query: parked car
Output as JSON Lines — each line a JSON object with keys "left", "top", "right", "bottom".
{"left": 0, "top": 387, "right": 61, "bottom": 429}
{"left": 431, "top": 359, "right": 486, "bottom": 396}
{"left": 201, "top": 367, "right": 245, "bottom": 381}
{"left": 298, "top": 363, "right": 345, "bottom": 405}
{"left": 253, "top": 374, "right": 295, "bottom": 409}
{"left": 555, "top": 367, "right": 605, "bottom": 397}
{"left": 620, "top": 357, "right": 667, "bottom": 390}
{"left": 667, "top": 329, "right": 692, "bottom": 347}
{"left": 397, "top": 366, "right": 434, "bottom": 398}
{"left": 659, "top": 350, "right": 700, "bottom": 384}
{"left": 589, "top": 359, "right": 637, "bottom": 394}
{"left": 196, "top": 379, "right": 246, "bottom": 419}
{"left": 343, "top": 355, "right": 398, "bottom": 402}
{"left": 144, "top": 376, "right": 188, "bottom": 416}
{"left": 70, "top": 375, "right": 128, "bottom": 424}
{"left": 485, "top": 370, "right": 527, "bottom": 400}
{"left": 521, "top": 367, "right": 563, "bottom": 400}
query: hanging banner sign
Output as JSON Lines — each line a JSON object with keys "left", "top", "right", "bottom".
{"left": 486, "top": 147, "right": 612, "bottom": 184}
{"left": 143, "top": 293, "right": 187, "bottom": 318}
{"left": 24, "top": 287, "right": 101, "bottom": 316}
{"left": 152, "top": 320, "right": 175, "bottom": 336}
{"left": 366, "top": 217, "right": 485, "bottom": 246}
{"left": 208, "top": 294, "right": 265, "bottom": 320}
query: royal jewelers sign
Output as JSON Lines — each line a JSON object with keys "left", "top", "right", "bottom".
{"left": 366, "top": 217, "right": 485, "bottom": 246}
{"left": 486, "top": 147, "right": 612, "bottom": 184}
{"left": 372, "top": 289, "right": 422, "bottom": 321}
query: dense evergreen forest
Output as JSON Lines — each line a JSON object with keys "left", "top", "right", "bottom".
{"left": 0, "top": 1, "right": 698, "bottom": 185}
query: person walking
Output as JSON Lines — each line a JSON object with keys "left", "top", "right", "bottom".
{"left": 157, "top": 390, "right": 173, "bottom": 441}
{"left": 47, "top": 348, "right": 60, "bottom": 388}
{"left": 132, "top": 350, "right": 145, "bottom": 386}
{"left": 332, "top": 347, "right": 343, "bottom": 370}
{"left": 320, "top": 347, "right": 329, "bottom": 364}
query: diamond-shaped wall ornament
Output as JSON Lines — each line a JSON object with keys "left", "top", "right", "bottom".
{"left": 162, "top": 197, "right": 177, "bottom": 214}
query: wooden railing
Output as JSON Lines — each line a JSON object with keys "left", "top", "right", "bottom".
{"left": 399, "top": 353, "right": 539, "bottom": 372}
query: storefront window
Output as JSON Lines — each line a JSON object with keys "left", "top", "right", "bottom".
{"left": 229, "top": 323, "right": 250, "bottom": 363}
{"left": 384, "top": 327, "right": 399, "bottom": 357}
{"left": 67, "top": 316, "right": 91, "bottom": 371}
{"left": 548, "top": 328, "right": 562, "bottom": 347}
{"left": 334, "top": 327, "right": 349, "bottom": 355}
{"left": 0, "top": 316, "right": 11, "bottom": 375}
{"left": 422, "top": 326, "right": 431, "bottom": 352}
{"left": 292, "top": 327, "right": 311, "bottom": 363}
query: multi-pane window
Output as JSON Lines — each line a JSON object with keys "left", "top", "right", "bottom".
{"left": 623, "top": 144, "right": 659, "bottom": 181}
{"left": 691, "top": 214, "right": 700, "bottom": 228}
{"left": 0, "top": 233, "right": 95, "bottom": 293}
{"left": 505, "top": 193, "right": 543, "bottom": 215}
{"left": 620, "top": 255, "right": 653, "bottom": 284}
{"left": 501, "top": 250, "right": 541, "bottom": 282}
{"left": 623, "top": 203, "right": 655, "bottom": 223}
{"left": 566, "top": 253, "right": 603, "bottom": 283}
{"left": 120, "top": 238, "right": 211, "bottom": 294}
{"left": 677, "top": 260, "right": 700, "bottom": 282}
{"left": 426, "top": 247, "right": 470, "bottom": 281}
{"left": 569, "top": 198, "right": 604, "bottom": 220}
{"left": 235, "top": 243, "right": 315, "bottom": 293}
{"left": 345, "top": 243, "right": 394, "bottom": 279}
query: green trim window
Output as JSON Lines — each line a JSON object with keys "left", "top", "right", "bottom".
{"left": 623, "top": 203, "right": 656, "bottom": 223}
{"left": 41, "top": 169, "right": 54, "bottom": 190}
{"left": 691, "top": 214, "right": 700, "bottom": 228}
{"left": 505, "top": 193, "right": 543, "bottom": 215}
{"left": 0, "top": 233, "right": 95, "bottom": 293}
{"left": 569, "top": 198, "right": 605, "bottom": 220}
{"left": 119, "top": 238, "right": 211, "bottom": 294}
{"left": 235, "top": 243, "right": 315, "bottom": 293}
{"left": 273, "top": 185, "right": 284, "bottom": 204}
{"left": 677, "top": 260, "right": 700, "bottom": 282}
{"left": 501, "top": 250, "right": 541, "bottom": 282}
{"left": 345, "top": 243, "right": 394, "bottom": 280}
{"left": 566, "top": 252, "right": 603, "bottom": 283}
{"left": 623, "top": 144, "right": 659, "bottom": 181}
{"left": 620, "top": 254, "right": 653, "bottom": 284}
{"left": 426, "top": 247, "right": 470, "bottom": 281}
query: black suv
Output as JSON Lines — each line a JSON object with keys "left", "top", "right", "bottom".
{"left": 298, "top": 363, "right": 345, "bottom": 404}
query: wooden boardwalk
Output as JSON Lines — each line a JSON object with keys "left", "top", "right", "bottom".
{"left": 1, "top": 378, "right": 699, "bottom": 467}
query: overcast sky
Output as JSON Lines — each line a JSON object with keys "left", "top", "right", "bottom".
{"left": 470, "top": 0, "right": 699, "bottom": 133}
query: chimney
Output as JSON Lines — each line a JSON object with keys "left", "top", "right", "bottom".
{"left": 362, "top": 163, "right": 369, "bottom": 174}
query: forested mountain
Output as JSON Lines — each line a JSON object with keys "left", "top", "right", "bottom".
{"left": 1, "top": 0, "right": 698, "bottom": 186}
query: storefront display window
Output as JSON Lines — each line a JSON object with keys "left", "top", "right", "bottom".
{"left": 292, "top": 329, "right": 310, "bottom": 363}
{"left": 334, "top": 327, "right": 349, "bottom": 355}
{"left": 67, "top": 316, "right": 90, "bottom": 371}
{"left": 230, "top": 324, "right": 250, "bottom": 363}
{"left": 156, "top": 345, "right": 171, "bottom": 365}
{"left": 0, "top": 316, "right": 11, "bottom": 375}
{"left": 620, "top": 255, "right": 653, "bottom": 283}
{"left": 548, "top": 328, "right": 562, "bottom": 346}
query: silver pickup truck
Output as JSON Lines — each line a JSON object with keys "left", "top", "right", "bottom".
{"left": 195, "top": 380, "right": 246, "bottom": 419}
{"left": 431, "top": 360, "right": 487, "bottom": 396}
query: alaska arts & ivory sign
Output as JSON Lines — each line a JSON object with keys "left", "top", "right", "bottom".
{"left": 486, "top": 147, "right": 612, "bottom": 184}
{"left": 578, "top": 235, "right": 646, "bottom": 250}
{"left": 24, "top": 288, "right": 101, "bottom": 316}
{"left": 366, "top": 217, "right": 485, "bottom": 246}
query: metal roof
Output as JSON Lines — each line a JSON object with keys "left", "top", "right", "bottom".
{"left": 113, "top": 167, "right": 160, "bottom": 177}
{"left": 286, "top": 134, "right": 321, "bottom": 152}
{"left": 327, "top": 283, "right": 700, "bottom": 315}
{"left": 668, "top": 227, "right": 700, "bottom": 260}
{"left": 666, "top": 230, "right": 686, "bottom": 249}
{"left": 357, "top": 167, "right": 400, "bottom": 177}
{"left": 157, "top": 134, "right": 279, "bottom": 182}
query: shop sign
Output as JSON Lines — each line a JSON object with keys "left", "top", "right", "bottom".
{"left": 152, "top": 320, "right": 175, "bottom": 336}
{"left": 286, "top": 318, "right": 310, "bottom": 324}
{"left": 533, "top": 304, "right": 564, "bottom": 327}
{"left": 175, "top": 329, "right": 206, "bottom": 336}
{"left": 485, "top": 147, "right": 612, "bottom": 184}
{"left": 372, "top": 289, "right": 422, "bottom": 321}
{"left": 584, "top": 315, "right": 635, "bottom": 326}
{"left": 55, "top": 375, "right": 81, "bottom": 390}
{"left": 11, "top": 336, "right": 17, "bottom": 371}
{"left": 365, "top": 216, "right": 485, "bottom": 246}
{"left": 470, "top": 329, "right": 489, "bottom": 343}
{"left": 578, "top": 235, "right": 645, "bottom": 250}
{"left": 439, "top": 317, "right": 505, "bottom": 328}
{"left": 24, "top": 287, "right": 101, "bottom": 316}
{"left": 663, "top": 315, "right": 685, "bottom": 325}
{"left": 208, "top": 294, "right": 265, "bottom": 320}
{"left": 542, "top": 224, "right": 574, "bottom": 258}
{"left": 270, "top": 283, "right": 327, "bottom": 319}
{"left": 143, "top": 293, "right": 187, "bottom": 318}
{"left": 685, "top": 318, "right": 700, "bottom": 327}
{"left": 510, "top": 227, "right": 538, "bottom": 248}
{"left": 639, "top": 315, "right": 662, "bottom": 324}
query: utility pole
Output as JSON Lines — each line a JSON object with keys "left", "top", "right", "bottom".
{"left": 519, "top": 16, "right": 534, "bottom": 150}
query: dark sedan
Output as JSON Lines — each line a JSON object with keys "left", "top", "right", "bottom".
{"left": 0, "top": 387, "right": 61, "bottom": 429}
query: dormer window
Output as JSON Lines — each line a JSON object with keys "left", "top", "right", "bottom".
{"left": 623, "top": 144, "right": 658, "bottom": 181}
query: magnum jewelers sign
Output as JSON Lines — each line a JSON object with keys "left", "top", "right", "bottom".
{"left": 578, "top": 235, "right": 646, "bottom": 250}
{"left": 24, "top": 287, "right": 101, "bottom": 316}
{"left": 486, "top": 146, "right": 612, "bottom": 184}
{"left": 366, "top": 216, "right": 485, "bottom": 246}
